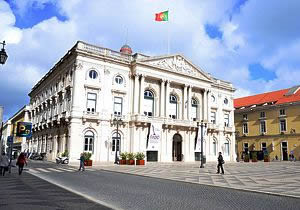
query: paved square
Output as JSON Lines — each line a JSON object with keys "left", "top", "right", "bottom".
{"left": 94, "top": 161, "right": 300, "bottom": 198}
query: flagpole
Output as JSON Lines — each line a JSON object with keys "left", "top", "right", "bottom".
{"left": 167, "top": 8, "right": 170, "bottom": 55}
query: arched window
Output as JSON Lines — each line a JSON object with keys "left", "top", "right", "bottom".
{"left": 89, "top": 70, "right": 98, "bottom": 79}
{"left": 112, "top": 132, "right": 121, "bottom": 152}
{"left": 84, "top": 131, "right": 94, "bottom": 153}
{"left": 144, "top": 90, "right": 154, "bottom": 117}
{"left": 115, "top": 75, "right": 123, "bottom": 84}
{"left": 169, "top": 95, "right": 177, "bottom": 119}
{"left": 191, "top": 98, "right": 198, "bottom": 121}
{"left": 224, "top": 140, "right": 230, "bottom": 156}
{"left": 212, "top": 139, "right": 217, "bottom": 156}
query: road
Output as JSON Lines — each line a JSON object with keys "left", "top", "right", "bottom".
{"left": 25, "top": 161, "right": 300, "bottom": 210}
{"left": 0, "top": 165, "right": 112, "bottom": 210}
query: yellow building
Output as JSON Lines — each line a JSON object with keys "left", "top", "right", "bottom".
{"left": 234, "top": 86, "right": 300, "bottom": 161}
{"left": 1, "top": 105, "right": 31, "bottom": 154}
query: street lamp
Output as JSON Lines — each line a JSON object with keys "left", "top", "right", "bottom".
{"left": 197, "top": 120, "right": 207, "bottom": 168}
{"left": 113, "top": 117, "right": 122, "bottom": 164}
{"left": 0, "top": 41, "right": 8, "bottom": 65}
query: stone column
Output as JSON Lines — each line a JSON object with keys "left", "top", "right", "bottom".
{"left": 183, "top": 85, "right": 187, "bottom": 120}
{"left": 187, "top": 85, "right": 192, "bottom": 120}
{"left": 203, "top": 89, "right": 208, "bottom": 121}
{"left": 134, "top": 74, "right": 139, "bottom": 114}
{"left": 207, "top": 89, "right": 211, "bottom": 122}
{"left": 71, "top": 63, "right": 82, "bottom": 117}
{"left": 160, "top": 80, "right": 165, "bottom": 117}
{"left": 139, "top": 75, "right": 145, "bottom": 115}
{"left": 165, "top": 80, "right": 170, "bottom": 118}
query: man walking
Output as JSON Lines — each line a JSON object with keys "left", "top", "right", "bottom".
{"left": 78, "top": 153, "right": 85, "bottom": 171}
{"left": 217, "top": 152, "right": 225, "bottom": 174}
{"left": 0, "top": 152, "right": 9, "bottom": 176}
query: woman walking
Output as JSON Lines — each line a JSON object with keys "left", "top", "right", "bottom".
{"left": 0, "top": 152, "right": 9, "bottom": 176}
{"left": 16, "top": 153, "right": 27, "bottom": 175}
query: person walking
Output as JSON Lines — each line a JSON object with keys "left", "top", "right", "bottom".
{"left": 16, "top": 152, "right": 27, "bottom": 175}
{"left": 217, "top": 152, "right": 225, "bottom": 174}
{"left": 0, "top": 152, "right": 9, "bottom": 176}
{"left": 78, "top": 153, "right": 85, "bottom": 171}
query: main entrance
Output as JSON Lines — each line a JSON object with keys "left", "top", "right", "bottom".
{"left": 281, "top": 141, "right": 288, "bottom": 161}
{"left": 172, "top": 134, "right": 182, "bottom": 161}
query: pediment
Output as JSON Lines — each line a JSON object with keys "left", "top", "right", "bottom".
{"left": 137, "top": 54, "right": 211, "bottom": 81}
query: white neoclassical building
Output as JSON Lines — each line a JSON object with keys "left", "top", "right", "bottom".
{"left": 28, "top": 41, "right": 236, "bottom": 163}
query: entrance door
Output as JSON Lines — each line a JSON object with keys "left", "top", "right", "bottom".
{"left": 282, "top": 142, "right": 288, "bottom": 161}
{"left": 172, "top": 134, "right": 182, "bottom": 161}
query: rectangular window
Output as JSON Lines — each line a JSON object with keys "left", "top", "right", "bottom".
{"left": 87, "top": 93, "right": 97, "bottom": 113}
{"left": 144, "top": 99, "right": 153, "bottom": 117}
{"left": 280, "top": 119, "right": 286, "bottom": 132}
{"left": 244, "top": 143, "right": 249, "bottom": 153}
{"left": 260, "top": 112, "right": 266, "bottom": 118}
{"left": 213, "top": 141, "right": 216, "bottom": 156}
{"left": 224, "top": 113, "right": 229, "bottom": 127}
{"left": 211, "top": 112, "right": 216, "bottom": 124}
{"left": 279, "top": 109, "right": 285, "bottom": 116}
{"left": 224, "top": 142, "right": 229, "bottom": 156}
{"left": 243, "top": 114, "right": 248, "bottom": 120}
{"left": 112, "top": 139, "right": 120, "bottom": 151}
{"left": 169, "top": 103, "right": 177, "bottom": 119}
{"left": 84, "top": 137, "right": 93, "bottom": 152}
{"left": 243, "top": 123, "right": 248, "bottom": 134}
{"left": 114, "top": 97, "right": 123, "bottom": 116}
{"left": 261, "top": 142, "right": 267, "bottom": 151}
{"left": 191, "top": 105, "right": 197, "bottom": 121}
{"left": 260, "top": 121, "right": 266, "bottom": 133}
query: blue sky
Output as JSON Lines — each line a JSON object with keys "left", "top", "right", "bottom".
{"left": 1, "top": 0, "right": 300, "bottom": 121}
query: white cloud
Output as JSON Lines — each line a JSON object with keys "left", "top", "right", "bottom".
{"left": 1, "top": 0, "right": 300, "bottom": 118}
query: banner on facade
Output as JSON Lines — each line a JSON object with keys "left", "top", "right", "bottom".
{"left": 16, "top": 122, "right": 32, "bottom": 137}
{"left": 195, "top": 127, "right": 207, "bottom": 152}
{"left": 147, "top": 122, "right": 162, "bottom": 151}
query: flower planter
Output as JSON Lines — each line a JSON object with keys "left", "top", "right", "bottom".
{"left": 84, "top": 160, "right": 93, "bottom": 166}
{"left": 119, "top": 159, "right": 127, "bottom": 165}
{"left": 136, "top": 160, "right": 145, "bottom": 165}
{"left": 127, "top": 160, "right": 135, "bottom": 165}
{"left": 244, "top": 158, "right": 249, "bottom": 162}
{"left": 252, "top": 159, "right": 258, "bottom": 162}
{"left": 264, "top": 158, "right": 270, "bottom": 162}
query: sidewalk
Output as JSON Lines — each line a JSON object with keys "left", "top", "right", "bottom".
{"left": 0, "top": 167, "right": 111, "bottom": 210}
{"left": 82, "top": 161, "right": 300, "bottom": 199}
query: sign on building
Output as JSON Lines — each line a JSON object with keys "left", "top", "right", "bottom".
{"left": 147, "top": 123, "right": 162, "bottom": 151}
{"left": 16, "top": 122, "right": 32, "bottom": 137}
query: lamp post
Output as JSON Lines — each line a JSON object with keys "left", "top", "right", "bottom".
{"left": 113, "top": 117, "right": 122, "bottom": 164}
{"left": 197, "top": 120, "right": 207, "bottom": 168}
{"left": 0, "top": 41, "right": 8, "bottom": 65}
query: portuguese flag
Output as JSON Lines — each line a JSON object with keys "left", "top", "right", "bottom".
{"left": 155, "top": 11, "right": 168, "bottom": 21}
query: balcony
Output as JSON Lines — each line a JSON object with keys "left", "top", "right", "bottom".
{"left": 82, "top": 111, "right": 100, "bottom": 124}
{"left": 224, "top": 126, "right": 234, "bottom": 133}
{"left": 207, "top": 123, "right": 218, "bottom": 130}
{"left": 111, "top": 114, "right": 129, "bottom": 122}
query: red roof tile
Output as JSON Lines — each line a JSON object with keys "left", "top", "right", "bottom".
{"left": 234, "top": 87, "right": 300, "bottom": 108}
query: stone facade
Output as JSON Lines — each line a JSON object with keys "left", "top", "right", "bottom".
{"left": 28, "top": 41, "right": 236, "bottom": 163}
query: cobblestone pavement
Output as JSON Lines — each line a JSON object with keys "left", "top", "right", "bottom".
{"left": 90, "top": 161, "right": 300, "bottom": 198}
{"left": 0, "top": 167, "right": 112, "bottom": 210}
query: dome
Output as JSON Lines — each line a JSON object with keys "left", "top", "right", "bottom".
{"left": 120, "top": 44, "right": 132, "bottom": 55}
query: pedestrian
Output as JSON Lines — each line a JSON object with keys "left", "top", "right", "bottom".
{"left": 0, "top": 152, "right": 9, "bottom": 176}
{"left": 16, "top": 152, "right": 27, "bottom": 175}
{"left": 78, "top": 153, "right": 85, "bottom": 171}
{"left": 217, "top": 152, "right": 225, "bottom": 174}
